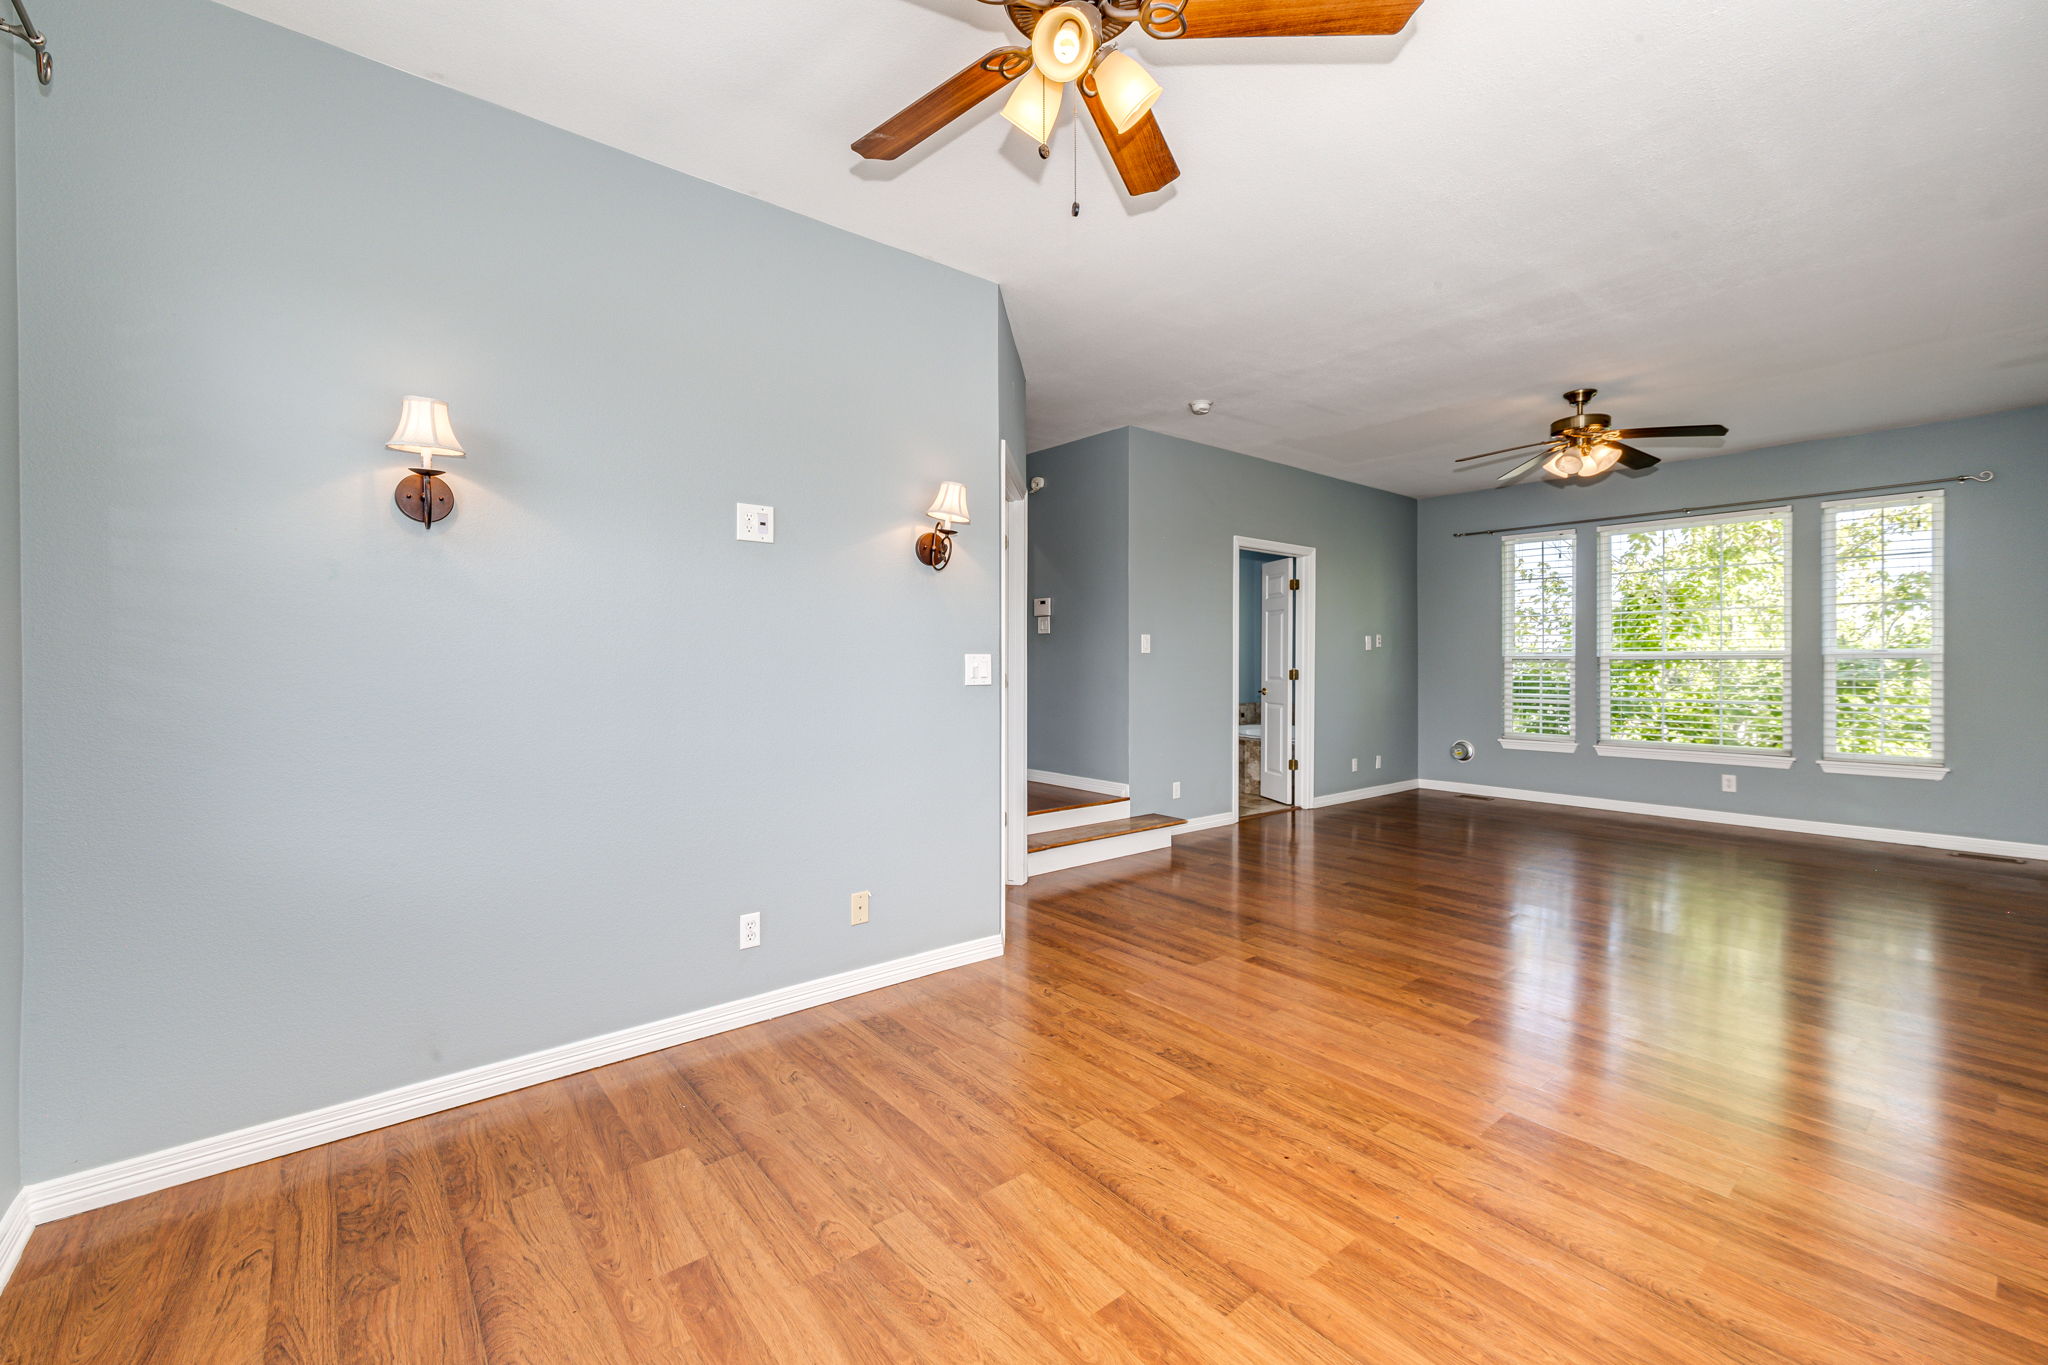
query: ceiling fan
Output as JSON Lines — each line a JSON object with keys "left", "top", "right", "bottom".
{"left": 852, "top": 1, "right": 1427, "bottom": 196}
{"left": 1457, "top": 389, "right": 1730, "bottom": 482}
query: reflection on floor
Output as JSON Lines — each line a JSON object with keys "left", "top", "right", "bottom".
{"left": 1238, "top": 792, "right": 1295, "bottom": 819}
{"left": 7, "top": 792, "right": 2046, "bottom": 1362}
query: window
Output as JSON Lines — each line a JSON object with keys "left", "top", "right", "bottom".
{"left": 1598, "top": 508, "right": 1792, "bottom": 762}
{"left": 1822, "top": 492, "right": 1944, "bottom": 773}
{"left": 1501, "top": 531, "right": 1575, "bottom": 746}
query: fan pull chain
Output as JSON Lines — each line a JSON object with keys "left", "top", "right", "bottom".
{"left": 1072, "top": 106, "right": 1081, "bottom": 217}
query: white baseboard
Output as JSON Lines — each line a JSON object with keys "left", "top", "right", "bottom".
{"left": 1418, "top": 779, "right": 2047, "bottom": 860}
{"left": 1306, "top": 779, "right": 1420, "bottom": 809}
{"left": 18, "top": 935, "right": 1005, "bottom": 1233}
{"left": 1027, "top": 769, "right": 1130, "bottom": 798}
{"left": 0, "top": 1188, "right": 30, "bottom": 1292}
{"left": 1173, "top": 812, "right": 1238, "bottom": 834}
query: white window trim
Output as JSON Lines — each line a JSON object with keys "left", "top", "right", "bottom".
{"left": 1500, "top": 737, "right": 1578, "bottom": 753}
{"left": 1595, "top": 743, "right": 1796, "bottom": 769}
{"left": 1821, "top": 490, "right": 1944, "bottom": 768}
{"left": 1817, "top": 759, "right": 1950, "bottom": 780}
{"left": 1597, "top": 506, "right": 1794, "bottom": 759}
{"left": 1500, "top": 529, "right": 1576, "bottom": 745}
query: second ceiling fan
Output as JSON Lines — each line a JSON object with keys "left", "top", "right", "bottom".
{"left": 852, "top": 1, "right": 1428, "bottom": 196}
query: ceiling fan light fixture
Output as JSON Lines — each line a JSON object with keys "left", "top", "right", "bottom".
{"left": 1581, "top": 442, "right": 1624, "bottom": 476}
{"left": 1031, "top": 4, "right": 1100, "bottom": 84}
{"left": 1544, "top": 449, "right": 1583, "bottom": 478}
{"left": 1001, "top": 66, "right": 1063, "bottom": 145}
{"left": 1094, "top": 50, "right": 1162, "bottom": 134}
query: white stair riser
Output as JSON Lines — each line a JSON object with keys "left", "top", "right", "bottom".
{"left": 1027, "top": 826, "right": 1174, "bottom": 876}
{"left": 1025, "top": 801, "right": 1130, "bottom": 836}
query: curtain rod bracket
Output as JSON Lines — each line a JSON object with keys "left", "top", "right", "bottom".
{"left": 1, "top": 0, "right": 50, "bottom": 85}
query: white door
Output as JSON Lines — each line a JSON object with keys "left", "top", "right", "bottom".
{"left": 1259, "top": 558, "right": 1295, "bottom": 803}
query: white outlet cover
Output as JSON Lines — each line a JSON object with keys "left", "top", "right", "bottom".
{"left": 736, "top": 503, "right": 774, "bottom": 542}
{"left": 738, "top": 912, "right": 761, "bottom": 948}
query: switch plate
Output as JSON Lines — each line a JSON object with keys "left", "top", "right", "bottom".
{"left": 1374, "top": 634, "right": 1383, "bottom": 649}
{"left": 1140, "top": 634, "right": 1152, "bottom": 654}
{"left": 738, "top": 912, "right": 761, "bottom": 949}
{"left": 1363, "top": 636, "right": 1374, "bottom": 651}
{"left": 1171, "top": 781, "right": 1181, "bottom": 799}
{"left": 1721, "top": 774, "right": 1738, "bottom": 793}
{"left": 736, "top": 503, "right": 774, "bottom": 542}
{"left": 1375, "top": 755, "right": 1383, "bottom": 769}
{"left": 964, "top": 653, "right": 993, "bottom": 686}
{"left": 1036, "top": 617, "right": 1051, "bottom": 635}
{"left": 850, "top": 891, "right": 870, "bottom": 926}
{"left": 1352, "top": 758, "right": 1359, "bottom": 772}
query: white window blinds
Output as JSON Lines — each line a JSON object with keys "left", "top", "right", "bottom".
{"left": 1501, "top": 531, "right": 1575, "bottom": 739}
{"left": 1822, "top": 491, "right": 1944, "bottom": 764}
{"left": 1598, "top": 508, "right": 1791, "bottom": 753}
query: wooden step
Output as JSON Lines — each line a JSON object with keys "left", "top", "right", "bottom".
{"left": 1026, "top": 781, "right": 1125, "bottom": 815}
{"left": 1028, "top": 813, "right": 1186, "bottom": 853}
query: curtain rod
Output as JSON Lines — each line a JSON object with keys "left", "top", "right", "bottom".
{"left": 1448, "top": 471, "right": 1995, "bottom": 538}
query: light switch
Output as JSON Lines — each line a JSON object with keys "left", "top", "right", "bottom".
{"left": 1363, "top": 636, "right": 1374, "bottom": 651}
{"left": 736, "top": 503, "right": 774, "bottom": 542}
{"left": 1374, "top": 634, "right": 1383, "bottom": 649}
{"left": 964, "top": 653, "right": 993, "bottom": 686}
{"left": 1140, "top": 634, "right": 1152, "bottom": 654}
{"left": 1036, "top": 618, "right": 1051, "bottom": 635}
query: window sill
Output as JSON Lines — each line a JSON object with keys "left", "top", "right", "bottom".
{"left": 1499, "top": 737, "right": 1578, "bottom": 753}
{"left": 1817, "top": 760, "right": 1949, "bottom": 781}
{"left": 1594, "top": 743, "right": 1796, "bottom": 770}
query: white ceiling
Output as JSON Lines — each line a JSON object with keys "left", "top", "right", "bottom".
{"left": 220, "top": 0, "right": 2048, "bottom": 496}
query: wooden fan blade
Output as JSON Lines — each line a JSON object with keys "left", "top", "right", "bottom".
{"left": 1146, "top": 0, "right": 1426, "bottom": 39}
{"left": 1498, "top": 452, "right": 1550, "bottom": 482}
{"left": 1613, "top": 443, "right": 1661, "bottom": 471}
{"left": 852, "top": 48, "right": 1031, "bottom": 160}
{"left": 1453, "top": 440, "right": 1553, "bottom": 464}
{"left": 1607, "top": 424, "right": 1729, "bottom": 440}
{"left": 1081, "top": 81, "right": 1180, "bottom": 195}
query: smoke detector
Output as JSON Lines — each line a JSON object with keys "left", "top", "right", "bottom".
{"left": 1188, "top": 400, "right": 1213, "bottom": 416}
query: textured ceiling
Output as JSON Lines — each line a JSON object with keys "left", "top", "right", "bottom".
{"left": 219, "top": 0, "right": 2048, "bottom": 496}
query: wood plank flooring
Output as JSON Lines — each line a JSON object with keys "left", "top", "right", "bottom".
{"left": 5, "top": 790, "right": 2047, "bottom": 1363}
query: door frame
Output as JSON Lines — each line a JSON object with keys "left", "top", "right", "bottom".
{"left": 1001, "top": 443, "right": 1029, "bottom": 891}
{"left": 1231, "top": 536, "right": 1316, "bottom": 822}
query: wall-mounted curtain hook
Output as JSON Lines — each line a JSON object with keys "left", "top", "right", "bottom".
{"left": 1, "top": 0, "right": 51, "bottom": 85}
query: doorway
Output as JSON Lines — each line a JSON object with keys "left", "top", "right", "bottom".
{"left": 1232, "top": 537, "right": 1315, "bottom": 822}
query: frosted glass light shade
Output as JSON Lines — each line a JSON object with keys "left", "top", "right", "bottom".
{"left": 1031, "top": 5, "right": 1098, "bottom": 83}
{"left": 1543, "top": 449, "right": 1583, "bottom": 478}
{"left": 387, "top": 396, "right": 466, "bottom": 462}
{"left": 1002, "top": 68, "right": 1063, "bottom": 145}
{"left": 1094, "top": 50, "right": 1161, "bottom": 134}
{"left": 926, "top": 481, "right": 972, "bottom": 527}
{"left": 1581, "top": 443, "right": 1624, "bottom": 476}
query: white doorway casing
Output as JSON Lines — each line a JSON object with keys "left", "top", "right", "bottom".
{"left": 1232, "top": 537, "right": 1316, "bottom": 822}
{"left": 1258, "top": 557, "right": 1296, "bottom": 804}
{"left": 1001, "top": 444, "right": 1029, "bottom": 888}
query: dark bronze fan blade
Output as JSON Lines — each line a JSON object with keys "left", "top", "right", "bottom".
{"left": 852, "top": 48, "right": 1031, "bottom": 160}
{"left": 1145, "top": 0, "right": 1426, "bottom": 39}
{"left": 1081, "top": 80, "right": 1180, "bottom": 195}
{"left": 1614, "top": 443, "right": 1660, "bottom": 471}
{"left": 1453, "top": 440, "right": 1554, "bottom": 464}
{"left": 1497, "top": 452, "right": 1550, "bottom": 482}
{"left": 1607, "top": 424, "right": 1729, "bottom": 440}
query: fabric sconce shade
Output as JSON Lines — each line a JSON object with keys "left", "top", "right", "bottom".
{"left": 387, "top": 396, "right": 466, "bottom": 465}
{"left": 918, "top": 482, "right": 971, "bottom": 570}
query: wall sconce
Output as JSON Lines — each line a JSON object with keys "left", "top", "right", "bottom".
{"left": 387, "top": 396, "right": 467, "bottom": 528}
{"left": 916, "top": 482, "right": 971, "bottom": 570}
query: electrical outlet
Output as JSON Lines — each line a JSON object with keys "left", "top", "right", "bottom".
{"left": 1375, "top": 755, "right": 1383, "bottom": 769}
{"left": 1351, "top": 758, "right": 1359, "bottom": 772}
{"left": 1721, "top": 773, "right": 1738, "bottom": 793}
{"left": 1171, "top": 781, "right": 1181, "bottom": 799}
{"left": 738, "top": 912, "right": 761, "bottom": 949}
{"left": 735, "top": 504, "right": 774, "bottom": 542}
{"left": 1375, "top": 635, "right": 1383, "bottom": 649}
{"left": 850, "top": 891, "right": 870, "bottom": 926}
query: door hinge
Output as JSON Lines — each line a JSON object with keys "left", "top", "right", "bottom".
{"left": 1287, "top": 668, "right": 1299, "bottom": 681}
{"left": 1288, "top": 578, "right": 1301, "bottom": 591}
{"left": 1287, "top": 758, "right": 1299, "bottom": 770}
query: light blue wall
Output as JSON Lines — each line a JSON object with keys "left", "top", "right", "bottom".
{"left": 1127, "top": 429, "right": 1418, "bottom": 817}
{"left": 16, "top": 0, "right": 1007, "bottom": 1179}
{"left": 1027, "top": 431, "right": 1130, "bottom": 783}
{"left": 1417, "top": 407, "right": 2048, "bottom": 845}
{"left": 1238, "top": 551, "right": 1285, "bottom": 705}
{"left": 0, "top": 41, "right": 21, "bottom": 1212}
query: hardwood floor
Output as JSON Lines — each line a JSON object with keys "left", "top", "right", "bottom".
{"left": 5, "top": 790, "right": 2047, "bottom": 1363}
